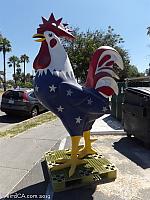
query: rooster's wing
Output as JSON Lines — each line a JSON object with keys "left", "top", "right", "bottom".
{"left": 58, "top": 81, "right": 109, "bottom": 115}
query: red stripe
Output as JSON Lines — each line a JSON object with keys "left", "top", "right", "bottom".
{"left": 96, "top": 86, "right": 114, "bottom": 96}
{"left": 98, "top": 55, "right": 111, "bottom": 68}
{"left": 85, "top": 49, "right": 106, "bottom": 87}
{"left": 106, "top": 61, "right": 114, "bottom": 66}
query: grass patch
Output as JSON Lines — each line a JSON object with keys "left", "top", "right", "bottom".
{"left": 0, "top": 111, "right": 57, "bottom": 138}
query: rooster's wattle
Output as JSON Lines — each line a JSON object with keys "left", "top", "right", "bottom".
{"left": 33, "top": 13, "right": 124, "bottom": 177}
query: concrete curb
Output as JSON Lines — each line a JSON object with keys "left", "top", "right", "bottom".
{"left": 91, "top": 130, "right": 126, "bottom": 135}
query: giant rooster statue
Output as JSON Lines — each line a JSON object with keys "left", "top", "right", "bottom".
{"left": 33, "top": 13, "right": 124, "bottom": 177}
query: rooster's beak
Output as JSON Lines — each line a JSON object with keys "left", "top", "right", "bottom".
{"left": 33, "top": 34, "right": 45, "bottom": 42}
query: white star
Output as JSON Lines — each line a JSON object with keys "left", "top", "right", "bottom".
{"left": 66, "top": 89, "right": 73, "bottom": 96}
{"left": 102, "top": 107, "right": 108, "bottom": 112}
{"left": 34, "top": 85, "right": 39, "bottom": 92}
{"left": 75, "top": 116, "right": 82, "bottom": 124}
{"left": 57, "top": 105, "right": 64, "bottom": 112}
{"left": 49, "top": 85, "right": 57, "bottom": 92}
{"left": 87, "top": 98, "right": 93, "bottom": 105}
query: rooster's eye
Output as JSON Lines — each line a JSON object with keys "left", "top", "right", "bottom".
{"left": 49, "top": 33, "right": 52, "bottom": 37}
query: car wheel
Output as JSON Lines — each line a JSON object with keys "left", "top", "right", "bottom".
{"left": 127, "top": 133, "right": 132, "bottom": 138}
{"left": 30, "top": 107, "right": 38, "bottom": 117}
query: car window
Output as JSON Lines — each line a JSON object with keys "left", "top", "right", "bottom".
{"left": 3, "top": 90, "right": 24, "bottom": 100}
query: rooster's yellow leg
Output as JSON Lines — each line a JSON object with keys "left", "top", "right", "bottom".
{"left": 78, "top": 130, "right": 97, "bottom": 159}
{"left": 51, "top": 136, "right": 87, "bottom": 177}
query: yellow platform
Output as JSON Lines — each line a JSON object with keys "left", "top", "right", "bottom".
{"left": 44, "top": 149, "right": 117, "bottom": 192}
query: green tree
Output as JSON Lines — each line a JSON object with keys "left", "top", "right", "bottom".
{"left": 8, "top": 56, "right": 20, "bottom": 86}
{"left": 114, "top": 47, "right": 141, "bottom": 80}
{"left": 20, "top": 54, "right": 29, "bottom": 83}
{"left": 0, "top": 36, "right": 12, "bottom": 91}
{"left": 63, "top": 27, "right": 140, "bottom": 82}
{"left": 6, "top": 79, "right": 14, "bottom": 88}
{"left": 15, "top": 67, "right": 22, "bottom": 82}
{"left": 25, "top": 73, "right": 32, "bottom": 82}
{"left": 126, "top": 65, "right": 141, "bottom": 78}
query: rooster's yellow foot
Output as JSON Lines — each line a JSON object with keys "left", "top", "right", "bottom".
{"left": 90, "top": 138, "right": 98, "bottom": 143}
{"left": 51, "top": 158, "right": 87, "bottom": 177}
{"left": 78, "top": 145, "right": 97, "bottom": 159}
{"left": 66, "top": 145, "right": 84, "bottom": 155}
{"left": 66, "top": 139, "right": 97, "bottom": 155}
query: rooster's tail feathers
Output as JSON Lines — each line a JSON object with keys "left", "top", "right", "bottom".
{"left": 85, "top": 46, "right": 124, "bottom": 98}
{"left": 95, "top": 77, "right": 118, "bottom": 97}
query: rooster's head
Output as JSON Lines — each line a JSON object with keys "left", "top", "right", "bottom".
{"left": 33, "top": 13, "right": 75, "bottom": 71}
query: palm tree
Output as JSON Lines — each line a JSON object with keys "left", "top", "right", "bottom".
{"left": 20, "top": 54, "right": 29, "bottom": 83}
{"left": 8, "top": 56, "right": 20, "bottom": 87}
{"left": 0, "top": 37, "right": 12, "bottom": 91}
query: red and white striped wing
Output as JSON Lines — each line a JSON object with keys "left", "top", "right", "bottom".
{"left": 93, "top": 46, "right": 123, "bottom": 98}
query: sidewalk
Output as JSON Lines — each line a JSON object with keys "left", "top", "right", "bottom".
{"left": 91, "top": 114, "right": 125, "bottom": 135}
{"left": 0, "top": 115, "right": 124, "bottom": 198}
{"left": 0, "top": 119, "right": 67, "bottom": 198}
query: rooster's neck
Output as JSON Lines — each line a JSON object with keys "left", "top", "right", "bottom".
{"left": 47, "top": 41, "right": 75, "bottom": 79}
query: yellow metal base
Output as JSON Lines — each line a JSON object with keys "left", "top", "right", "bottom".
{"left": 44, "top": 149, "right": 117, "bottom": 192}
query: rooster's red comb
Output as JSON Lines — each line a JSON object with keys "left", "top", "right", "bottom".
{"left": 37, "top": 13, "right": 75, "bottom": 40}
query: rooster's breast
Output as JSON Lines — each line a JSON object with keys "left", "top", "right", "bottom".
{"left": 34, "top": 70, "right": 64, "bottom": 113}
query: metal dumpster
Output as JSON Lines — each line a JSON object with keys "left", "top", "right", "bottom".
{"left": 123, "top": 87, "right": 150, "bottom": 147}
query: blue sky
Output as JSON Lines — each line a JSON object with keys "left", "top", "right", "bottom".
{"left": 0, "top": 0, "right": 150, "bottom": 80}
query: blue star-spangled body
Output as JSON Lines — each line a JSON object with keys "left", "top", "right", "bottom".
{"left": 34, "top": 69, "right": 109, "bottom": 136}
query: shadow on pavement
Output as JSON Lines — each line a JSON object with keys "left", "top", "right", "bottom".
{"left": 52, "top": 184, "right": 96, "bottom": 200}
{"left": 113, "top": 136, "right": 150, "bottom": 169}
{"left": 103, "top": 115, "right": 123, "bottom": 130}
{"left": 2, "top": 182, "right": 97, "bottom": 200}
{"left": 0, "top": 115, "right": 27, "bottom": 124}
{"left": 1, "top": 181, "right": 48, "bottom": 200}
{"left": 1, "top": 160, "right": 97, "bottom": 200}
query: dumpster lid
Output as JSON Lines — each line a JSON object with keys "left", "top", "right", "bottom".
{"left": 126, "top": 87, "right": 150, "bottom": 96}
